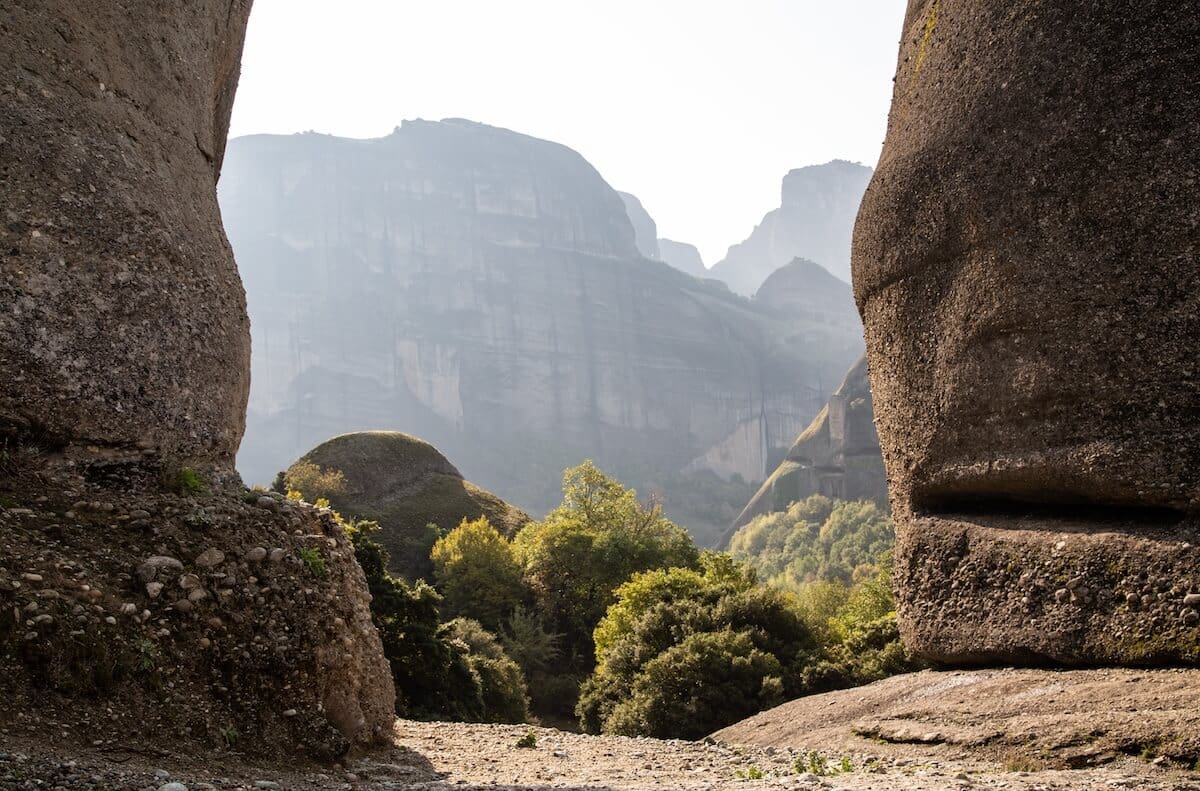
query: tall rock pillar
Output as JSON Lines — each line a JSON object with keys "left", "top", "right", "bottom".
{"left": 854, "top": 2, "right": 1200, "bottom": 664}
{"left": 1, "top": 1, "right": 252, "bottom": 468}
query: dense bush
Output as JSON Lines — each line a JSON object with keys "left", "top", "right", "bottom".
{"left": 728, "top": 495, "right": 893, "bottom": 586}
{"left": 344, "top": 518, "right": 528, "bottom": 723}
{"left": 431, "top": 517, "right": 527, "bottom": 631}
{"left": 577, "top": 553, "right": 816, "bottom": 737}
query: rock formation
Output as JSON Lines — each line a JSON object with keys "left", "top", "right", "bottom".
{"left": 710, "top": 161, "right": 873, "bottom": 294}
{"left": 854, "top": 1, "right": 1200, "bottom": 665}
{"left": 658, "top": 239, "right": 708, "bottom": 279}
{"left": 223, "top": 120, "right": 865, "bottom": 544}
{"left": 721, "top": 355, "right": 886, "bottom": 545}
{"left": 617, "top": 191, "right": 661, "bottom": 261}
{"left": 0, "top": 0, "right": 394, "bottom": 755}
{"left": 290, "top": 432, "right": 529, "bottom": 580}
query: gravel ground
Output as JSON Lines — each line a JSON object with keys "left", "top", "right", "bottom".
{"left": 2, "top": 717, "right": 1198, "bottom": 790}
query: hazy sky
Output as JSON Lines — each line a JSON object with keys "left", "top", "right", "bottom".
{"left": 229, "top": 1, "right": 907, "bottom": 265}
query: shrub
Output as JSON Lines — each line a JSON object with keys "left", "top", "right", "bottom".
{"left": 284, "top": 460, "right": 348, "bottom": 502}
{"left": 432, "top": 517, "right": 527, "bottom": 631}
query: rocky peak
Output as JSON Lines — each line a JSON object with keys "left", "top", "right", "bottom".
{"left": 709, "top": 160, "right": 873, "bottom": 294}
{"left": 617, "top": 191, "right": 661, "bottom": 260}
{"left": 657, "top": 239, "right": 708, "bottom": 279}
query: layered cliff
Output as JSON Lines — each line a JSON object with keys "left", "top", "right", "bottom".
{"left": 658, "top": 239, "right": 708, "bottom": 279}
{"left": 710, "top": 160, "right": 873, "bottom": 294}
{"left": 221, "top": 120, "right": 864, "bottom": 543}
{"left": 721, "top": 355, "right": 887, "bottom": 546}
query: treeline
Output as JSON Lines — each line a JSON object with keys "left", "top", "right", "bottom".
{"left": 286, "top": 463, "right": 920, "bottom": 738}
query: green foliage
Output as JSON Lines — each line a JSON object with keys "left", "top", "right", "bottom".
{"left": 432, "top": 517, "right": 527, "bottom": 631}
{"left": 346, "top": 518, "right": 529, "bottom": 723}
{"left": 729, "top": 496, "right": 893, "bottom": 587}
{"left": 440, "top": 618, "right": 530, "bottom": 724}
{"left": 578, "top": 556, "right": 815, "bottom": 738}
{"left": 514, "top": 461, "right": 699, "bottom": 671}
{"left": 298, "top": 546, "right": 327, "bottom": 578}
{"left": 220, "top": 724, "right": 239, "bottom": 748}
{"left": 285, "top": 460, "right": 347, "bottom": 502}
{"left": 726, "top": 495, "right": 922, "bottom": 694}
{"left": 174, "top": 466, "right": 206, "bottom": 496}
{"left": 515, "top": 730, "right": 538, "bottom": 748}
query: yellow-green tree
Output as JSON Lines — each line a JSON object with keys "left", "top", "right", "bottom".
{"left": 431, "top": 517, "right": 526, "bottom": 631}
{"left": 513, "top": 460, "right": 699, "bottom": 665}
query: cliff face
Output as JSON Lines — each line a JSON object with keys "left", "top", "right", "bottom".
{"left": 721, "top": 355, "right": 887, "bottom": 545}
{"left": 221, "top": 120, "right": 864, "bottom": 542}
{"left": 617, "top": 191, "right": 661, "bottom": 261}
{"left": 658, "top": 239, "right": 708, "bottom": 279}
{"left": 710, "top": 161, "right": 873, "bottom": 295}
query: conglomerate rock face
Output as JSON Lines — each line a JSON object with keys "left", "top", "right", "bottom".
{"left": 853, "top": 1, "right": 1200, "bottom": 664}
{"left": 0, "top": 1, "right": 252, "bottom": 469}
{"left": 0, "top": 1, "right": 396, "bottom": 754}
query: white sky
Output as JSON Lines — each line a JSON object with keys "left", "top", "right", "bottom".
{"left": 228, "top": 1, "right": 907, "bottom": 265}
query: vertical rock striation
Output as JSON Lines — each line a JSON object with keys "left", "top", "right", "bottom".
{"left": 854, "top": 1, "right": 1200, "bottom": 664}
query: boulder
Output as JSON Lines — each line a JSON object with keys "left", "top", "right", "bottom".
{"left": 853, "top": 1, "right": 1200, "bottom": 664}
{"left": 291, "top": 432, "right": 531, "bottom": 579}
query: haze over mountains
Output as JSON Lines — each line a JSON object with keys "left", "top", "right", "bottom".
{"left": 220, "top": 118, "right": 867, "bottom": 544}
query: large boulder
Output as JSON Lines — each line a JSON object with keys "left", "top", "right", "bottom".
{"left": 0, "top": 0, "right": 252, "bottom": 470}
{"left": 854, "top": 2, "right": 1200, "bottom": 664}
{"left": 289, "top": 432, "right": 530, "bottom": 580}
{"left": 0, "top": 0, "right": 395, "bottom": 755}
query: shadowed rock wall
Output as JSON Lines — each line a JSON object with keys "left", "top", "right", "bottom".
{"left": 854, "top": 1, "right": 1200, "bottom": 664}
{"left": 0, "top": 0, "right": 252, "bottom": 469}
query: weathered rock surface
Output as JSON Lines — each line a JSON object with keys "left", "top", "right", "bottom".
{"left": 658, "top": 238, "right": 708, "bottom": 278}
{"left": 617, "top": 191, "right": 661, "bottom": 261}
{"left": 714, "top": 668, "right": 1200, "bottom": 774}
{"left": 711, "top": 160, "right": 873, "bottom": 294}
{"left": 222, "top": 120, "right": 864, "bottom": 542}
{"left": 722, "top": 355, "right": 886, "bottom": 545}
{"left": 0, "top": 0, "right": 252, "bottom": 469}
{"left": 0, "top": 0, "right": 395, "bottom": 756}
{"left": 5, "top": 675, "right": 1200, "bottom": 789}
{"left": 853, "top": 2, "right": 1200, "bottom": 664}
{"left": 291, "top": 432, "right": 529, "bottom": 579}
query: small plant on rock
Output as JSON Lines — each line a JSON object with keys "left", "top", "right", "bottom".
{"left": 220, "top": 724, "right": 239, "bottom": 748}
{"left": 515, "top": 730, "right": 538, "bottom": 749}
{"left": 176, "top": 466, "right": 206, "bottom": 496}
{"left": 299, "top": 547, "right": 327, "bottom": 578}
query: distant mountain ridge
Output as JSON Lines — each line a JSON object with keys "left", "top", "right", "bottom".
{"left": 709, "top": 160, "right": 873, "bottom": 294}
{"left": 221, "top": 119, "right": 864, "bottom": 545}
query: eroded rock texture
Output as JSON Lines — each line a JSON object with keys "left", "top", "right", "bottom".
{"left": 854, "top": 1, "right": 1200, "bottom": 664}
{"left": 1, "top": 1, "right": 252, "bottom": 469}
{"left": 0, "top": 1, "right": 395, "bottom": 754}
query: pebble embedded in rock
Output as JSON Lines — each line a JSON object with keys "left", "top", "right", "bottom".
{"left": 244, "top": 547, "right": 267, "bottom": 562}
{"left": 1184, "top": 593, "right": 1200, "bottom": 608}
{"left": 158, "top": 783, "right": 188, "bottom": 791}
{"left": 195, "top": 548, "right": 225, "bottom": 568}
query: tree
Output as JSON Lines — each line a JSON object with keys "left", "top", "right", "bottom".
{"left": 431, "top": 517, "right": 526, "bottom": 631}
{"left": 513, "top": 461, "right": 699, "bottom": 663}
